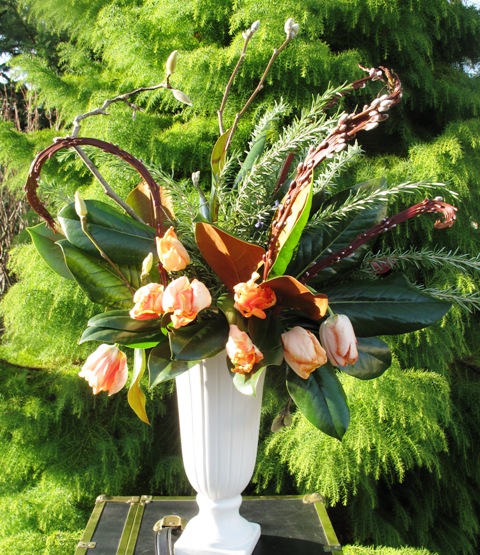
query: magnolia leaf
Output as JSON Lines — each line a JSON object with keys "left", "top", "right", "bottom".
{"left": 217, "top": 294, "right": 247, "bottom": 329}
{"left": 58, "top": 240, "right": 135, "bottom": 309}
{"left": 86, "top": 309, "right": 160, "bottom": 331}
{"left": 289, "top": 178, "right": 387, "bottom": 284}
{"left": 126, "top": 180, "right": 175, "bottom": 228}
{"left": 233, "top": 367, "right": 266, "bottom": 397}
{"left": 325, "top": 272, "right": 451, "bottom": 336}
{"left": 58, "top": 199, "right": 157, "bottom": 266}
{"left": 27, "top": 223, "right": 74, "bottom": 280}
{"left": 195, "top": 223, "right": 265, "bottom": 290}
{"left": 264, "top": 275, "right": 328, "bottom": 320}
{"left": 169, "top": 316, "right": 229, "bottom": 361}
{"left": 248, "top": 310, "right": 284, "bottom": 365}
{"left": 269, "top": 179, "right": 313, "bottom": 277}
{"left": 286, "top": 365, "right": 349, "bottom": 440}
{"left": 211, "top": 128, "right": 230, "bottom": 179}
{"left": 340, "top": 337, "right": 392, "bottom": 379}
{"left": 80, "top": 326, "right": 163, "bottom": 349}
{"left": 232, "top": 312, "right": 284, "bottom": 396}
{"left": 127, "top": 349, "right": 150, "bottom": 424}
{"left": 148, "top": 340, "right": 192, "bottom": 388}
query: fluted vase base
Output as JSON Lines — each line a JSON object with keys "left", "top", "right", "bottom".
{"left": 175, "top": 351, "right": 265, "bottom": 555}
{"left": 174, "top": 494, "right": 260, "bottom": 555}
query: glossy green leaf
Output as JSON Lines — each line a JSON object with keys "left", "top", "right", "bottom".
{"left": 269, "top": 180, "right": 313, "bottom": 278}
{"left": 169, "top": 316, "right": 229, "bottom": 361}
{"left": 248, "top": 310, "right": 284, "bottom": 367}
{"left": 232, "top": 311, "right": 284, "bottom": 396}
{"left": 86, "top": 309, "right": 160, "bottom": 332}
{"left": 288, "top": 179, "right": 387, "bottom": 284}
{"left": 233, "top": 367, "right": 266, "bottom": 397}
{"left": 217, "top": 294, "right": 246, "bottom": 329}
{"left": 80, "top": 327, "right": 163, "bottom": 348}
{"left": 58, "top": 199, "right": 157, "bottom": 265}
{"left": 27, "top": 223, "right": 74, "bottom": 280}
{"left": 324, "top": 272, "right": 451, "bottom": 337}
{"left": 340, "top": 337, "right": 392, "bottom": 380}
{"left": 287, "top": 365, "right": 349, "bottom": 439}
{"left": 58, "top": 240, "right": 136, "bottom": 309}
{"left": 211, "top": 128, "right": 230, "bottom": 179}
{"left": 127, "top": 349, "right": 150, "bottom": 424}
{"left": 148, "top": 340, "right": 192, "bottom": 388}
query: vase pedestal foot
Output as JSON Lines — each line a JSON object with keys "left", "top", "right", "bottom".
{"left": 174, "top": 494, "right": 261, "bottom": 555}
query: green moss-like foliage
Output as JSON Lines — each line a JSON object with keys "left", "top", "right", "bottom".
{"left": 2, "top": 1, "right": 480, "bottom": 554}
{"left": 343, "top": 547, "right": 438, "bottom": 555}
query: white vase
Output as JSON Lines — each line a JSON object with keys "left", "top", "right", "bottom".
{"left": 174, "top": 350, "right": 265, "bottom": 555}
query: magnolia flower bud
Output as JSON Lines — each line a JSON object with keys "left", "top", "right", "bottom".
{"left": 250, "top": 20, "right": 260, "bottom": 33}
{"left": 74, "top": 191, "right": 88, "bottom": 218}
{"left": 171, "top": 88, "right": 192, "bottom": 106}
{"left": 284, "top": 17, "right": 299, "bottom": 39}
{"left": 165, "top": 50, "right": 178, "bottom": 77}
{"left": 141, "top": 252, "right": 154, "bottom": 277}
{"left": 191, "top": 171, "right": 200, "bottom": 187}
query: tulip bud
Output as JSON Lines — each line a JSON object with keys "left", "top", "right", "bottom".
{"left": 74, "top": 191, "right": 88, "bottom": 219}
{"left": 141, "top": 252, "right": 154, "bottom": 277}
{"left": 319, "top": 314, "right": 358, "bottom": 368}
{"left": 281, "top": 326, "right": 327, "bottom": 379}
{"left": 165, "top": 50, "right": 178, "bottom": 77}
{"left": 226, "top": 324, "right": 263, "bottom": 374}
{"left": 78, "top": 344, "right": 128, "bottom": 396}
{"left": 171, "top": 88, "right": 192, "bottom": 106}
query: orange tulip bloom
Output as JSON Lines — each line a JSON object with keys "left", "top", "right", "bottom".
{"left": 319, "top": 314, "right": 358, "bottom": 367}
{"left": 78, "top": 344, "right": 128, "bottom": 395}
{"left": 156, "top": 226, "right": 191, "bottom": 272}
{"left": 226, "top": 324, "right": 264, "bottom": 374}
{"left": 281, "top": 326, "right": 327, "bottom": 379}
{"left": 162, "top": 276, "right": 212, "bottom": 328}
{"left": 233, "top": 272, "right": 276, "bottom": 319}
{"left": 129, "top": 282, "right": 165, "bottom": 320}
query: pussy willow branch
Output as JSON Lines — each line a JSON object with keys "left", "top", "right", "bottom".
{"left": 300, "top": 198, "right": 457, "bottom": 284}
{"left": 262, "top": 66, "right": 403, "bottom": 281}
{"left": 24, "top": 137, "right": 166, "bottom": 237}
{"left": 223, "top": 34, "right": 296, "bottom": 152}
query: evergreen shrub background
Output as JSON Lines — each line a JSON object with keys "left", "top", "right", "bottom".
{"left": 1, "top": 1, "right": 480, "bottom": 553}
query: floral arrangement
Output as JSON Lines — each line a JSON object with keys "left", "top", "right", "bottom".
{"left": 24, "top": 20, "right": 459, "bottom": 439}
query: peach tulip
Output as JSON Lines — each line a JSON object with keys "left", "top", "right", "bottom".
{"left": 281, "top": 326, "right": 327, "bottom": 379}
{"left": 129, "top": 282, "right": 165, "bottom": 320}
{"left": 233, "top": 272, "right": 276, "bottom": 319}
{"left": 319, "top": 314, "right": 358, "bottom": 367}
{"left": 156, "top": 226, "right": 191, "bottom": 272}
{"left": 226, "top": 324, "right": 264, "bottom": 374}
{"left": 78, "top": 344, "right": 128, "bottom": 396}
{"left": 162, "top": 275, "right": 212, "bottom": 328}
